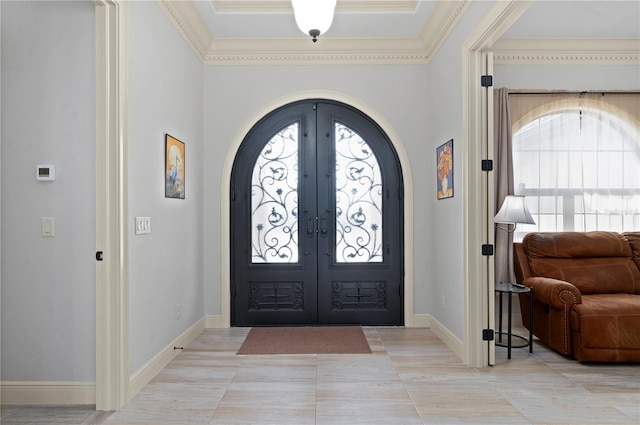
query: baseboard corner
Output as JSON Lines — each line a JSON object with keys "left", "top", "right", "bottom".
{"left": 205, "top": 315, "right": 226, "bottom": 328}
{"left": 427, "top": 314, "right": 465, "bottom": 361}
{"left": 128, "top": 317, "right": 205, "bottom": 400}
{"left": 411, "top": 313, "right": 431, "bottom": 328}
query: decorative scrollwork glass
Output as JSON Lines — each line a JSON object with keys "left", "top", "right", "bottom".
{"left": 251, "top": 123, "right": 299, "bottom": 263}
{"left": 335, "top": 122, "right": 383, "bottom": 263}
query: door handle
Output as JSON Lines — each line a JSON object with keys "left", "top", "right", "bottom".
{"left": 319, "top": 210, "right": 329, "bottom": 237}
{"left": 307, "top": 216, "right": 315, "bottom": 237}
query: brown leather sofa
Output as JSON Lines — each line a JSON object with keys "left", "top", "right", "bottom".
{"left": 514, "top": 231, "right": 640, "bottom": 362}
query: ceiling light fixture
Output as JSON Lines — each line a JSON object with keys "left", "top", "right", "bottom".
{"left": 292, "top": 0, "right": 336, "bottom": 42}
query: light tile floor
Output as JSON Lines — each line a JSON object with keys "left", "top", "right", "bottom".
{"left": 2, "top": 326, "right": 639, "bottom": 424}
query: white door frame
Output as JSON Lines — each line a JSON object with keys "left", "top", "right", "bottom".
{"left": 95, "top": 0, "right": 130, "bottom": 411}
{"left": 462, "top": 0, "right": 532, "bottom": 367}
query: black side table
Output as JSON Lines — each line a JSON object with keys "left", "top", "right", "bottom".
{"left": 495, "top": 282, "right": 533, "bottom": 359}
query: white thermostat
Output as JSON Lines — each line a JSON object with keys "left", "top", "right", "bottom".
{"left": 36, "top": 165, "right": 56, "bottom": 181}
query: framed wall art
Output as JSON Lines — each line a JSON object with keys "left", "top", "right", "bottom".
{"left": 165, "top": 134, "right": 185, "bottom": 199}
{"left": 436, "top": 139, "right": 453, "bottom": 200}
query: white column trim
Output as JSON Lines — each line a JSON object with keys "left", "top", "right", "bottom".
{"left": 220, "top": 91, "right": 415, "bottom": 328}
{"left": 485, "top": 51, "right": 496, "bottom": 367}
{"left": 461, "top": 0, "right": 533, "bottom": 368}
{"left": 95, "top": 0, "right": 130, "bottom": 411}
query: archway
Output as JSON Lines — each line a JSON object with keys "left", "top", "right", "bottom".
{"left": 230, "top": 99, "right": 404, "bottom": 326}
{"left": 220, "top": 91, "right": 415, "bottom": 327}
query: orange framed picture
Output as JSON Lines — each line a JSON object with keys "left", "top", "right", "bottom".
{"left": 436, "top": 139, "right": 453, "bottom": 200}
{"left": 165, "top": 134, "right": 185, "bottom": 199}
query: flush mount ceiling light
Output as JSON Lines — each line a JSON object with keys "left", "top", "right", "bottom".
{"left": 292, "top": 0, "right": 337, "bottom": 42}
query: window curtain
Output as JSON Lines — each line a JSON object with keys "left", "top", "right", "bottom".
{"left": 494, "top": 90, "right": 640, "bottom": 283}
{"left": 493, "top": 88, "right": 514, "bottom": 284}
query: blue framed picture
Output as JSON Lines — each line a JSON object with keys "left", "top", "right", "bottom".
{"left": 165, "top": 134, "right": 185, "bottom": 199}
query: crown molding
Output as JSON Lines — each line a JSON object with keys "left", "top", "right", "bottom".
{"left": 157, "top": 0, "right": 214, "bottom": 60}
{"left": 211, "top": 0, "right": 419, "bottom": 12}
{"left": 159, "top": 0, "right": 468, "bottom": 65}
{"left": 204, "top": 37, "right": 430, "bottom": 65}
{"left": 492, "top": 38, "right": 640, "bottom": 65}
{"left": 158, "top": 1, "right": 640, "bottom": 66}
{"left": 464, "top": 0, "right": 533, "bottom": 51}
{"left": 419, "top": 1, "right": 472, "bottom": 59}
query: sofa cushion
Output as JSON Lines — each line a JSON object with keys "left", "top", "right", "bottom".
{"left": 570, "top": 294, "right": 640, "bottom": 350}
{"left": 524, "top": 231, "right": 631, "bottom": 258}
{"left": 523, "top": 232, "right": 640, "bottom": 295}
{"left": 624, "top": 232, "right": 640, "bottom": 270}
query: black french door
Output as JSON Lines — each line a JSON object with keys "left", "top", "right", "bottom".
{"left": 231, "top": 100, "right": 403, "bottom": 326}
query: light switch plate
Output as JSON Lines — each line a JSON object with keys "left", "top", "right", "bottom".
{"left": 42, "top": 217, "right": 55, "bottom": 237}
{"left": 135, "top": 217, "right": 151, "bottom": 235}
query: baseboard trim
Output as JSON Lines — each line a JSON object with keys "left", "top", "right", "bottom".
{"left": 128, "top": 317, "right": 205, "bottom": 400}
{"left": 411, "top": 314, "right": 430, "bottom": 328}
{"left": 1, "top": 381, "right": 96, "bottom": 405}
{"left": 205, "top": 315, "right": 225, "bottom": 328}
{"left": 205, "top": 314, "right": 432, "bottom": 329}
{"left": 424, "top": 314, "right": 465, "bottom": 361}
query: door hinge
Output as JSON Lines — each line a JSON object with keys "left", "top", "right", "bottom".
{"left": 482, "top": 329, "right": 494, "bottom": 341}
{"left": 481, "top": 159, "right": 493, "bottom": 172}
{"left": 482, "top": 244, "right": 494, "bottom": 256}
{"left": 481, "top": 75, "right": 493, "bottom": 87}
{"left": 95, "top": 251, "right": 104, "bottom": 261}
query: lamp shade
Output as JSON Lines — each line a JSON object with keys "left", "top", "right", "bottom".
{"left": 494, "top": 195, "right": 536, "bottom": 225}
{"left": 292, "top": 0, "right": 336, "bottom": 40}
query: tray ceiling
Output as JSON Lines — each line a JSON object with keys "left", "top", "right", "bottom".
{"left": 158, "top": 0, "right": 640, "bottom": 65}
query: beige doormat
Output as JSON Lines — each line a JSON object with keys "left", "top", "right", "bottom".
{"left": 236, "top": 326, "right": 372, "bottom": 355}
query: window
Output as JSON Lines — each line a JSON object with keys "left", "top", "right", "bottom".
{"left": 335, "top": 122, "right": 383, "bottom": 263}
{"left": 513, "top": 106, "right": 640, "bottom": 241}
{"left": 251, "top": 123, "right": 299, "bottom": 263}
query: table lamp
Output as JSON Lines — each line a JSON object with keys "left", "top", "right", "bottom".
{"left": 494, "top": 195, "right": 536, "bottom": 281}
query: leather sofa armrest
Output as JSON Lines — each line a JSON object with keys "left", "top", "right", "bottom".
{"left": 523, "top": 276, "right": 582, "bottom": 309}
{"left": 513, "top": 243, "right": 531, "bottom": 283}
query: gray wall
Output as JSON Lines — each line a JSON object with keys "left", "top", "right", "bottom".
{"left": 494, "top": 64, "right": 640, "bottom": 91}
{"left": 129, "top": 1, "right": 205, "bottom": 375}
{"left": 202, "top": 64, "right": 431, "bottom": 320}
{"left": 1, "top": 1, "right": 95, "bottom": 381}
{"left": 421, "top": 0, "right": 496, "bottom": 337}
{"left": 1, "top": 0, "right": 207, "bottom": 382}
{"left": 199, "top": 1, "right": 490, "bottom": 340}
